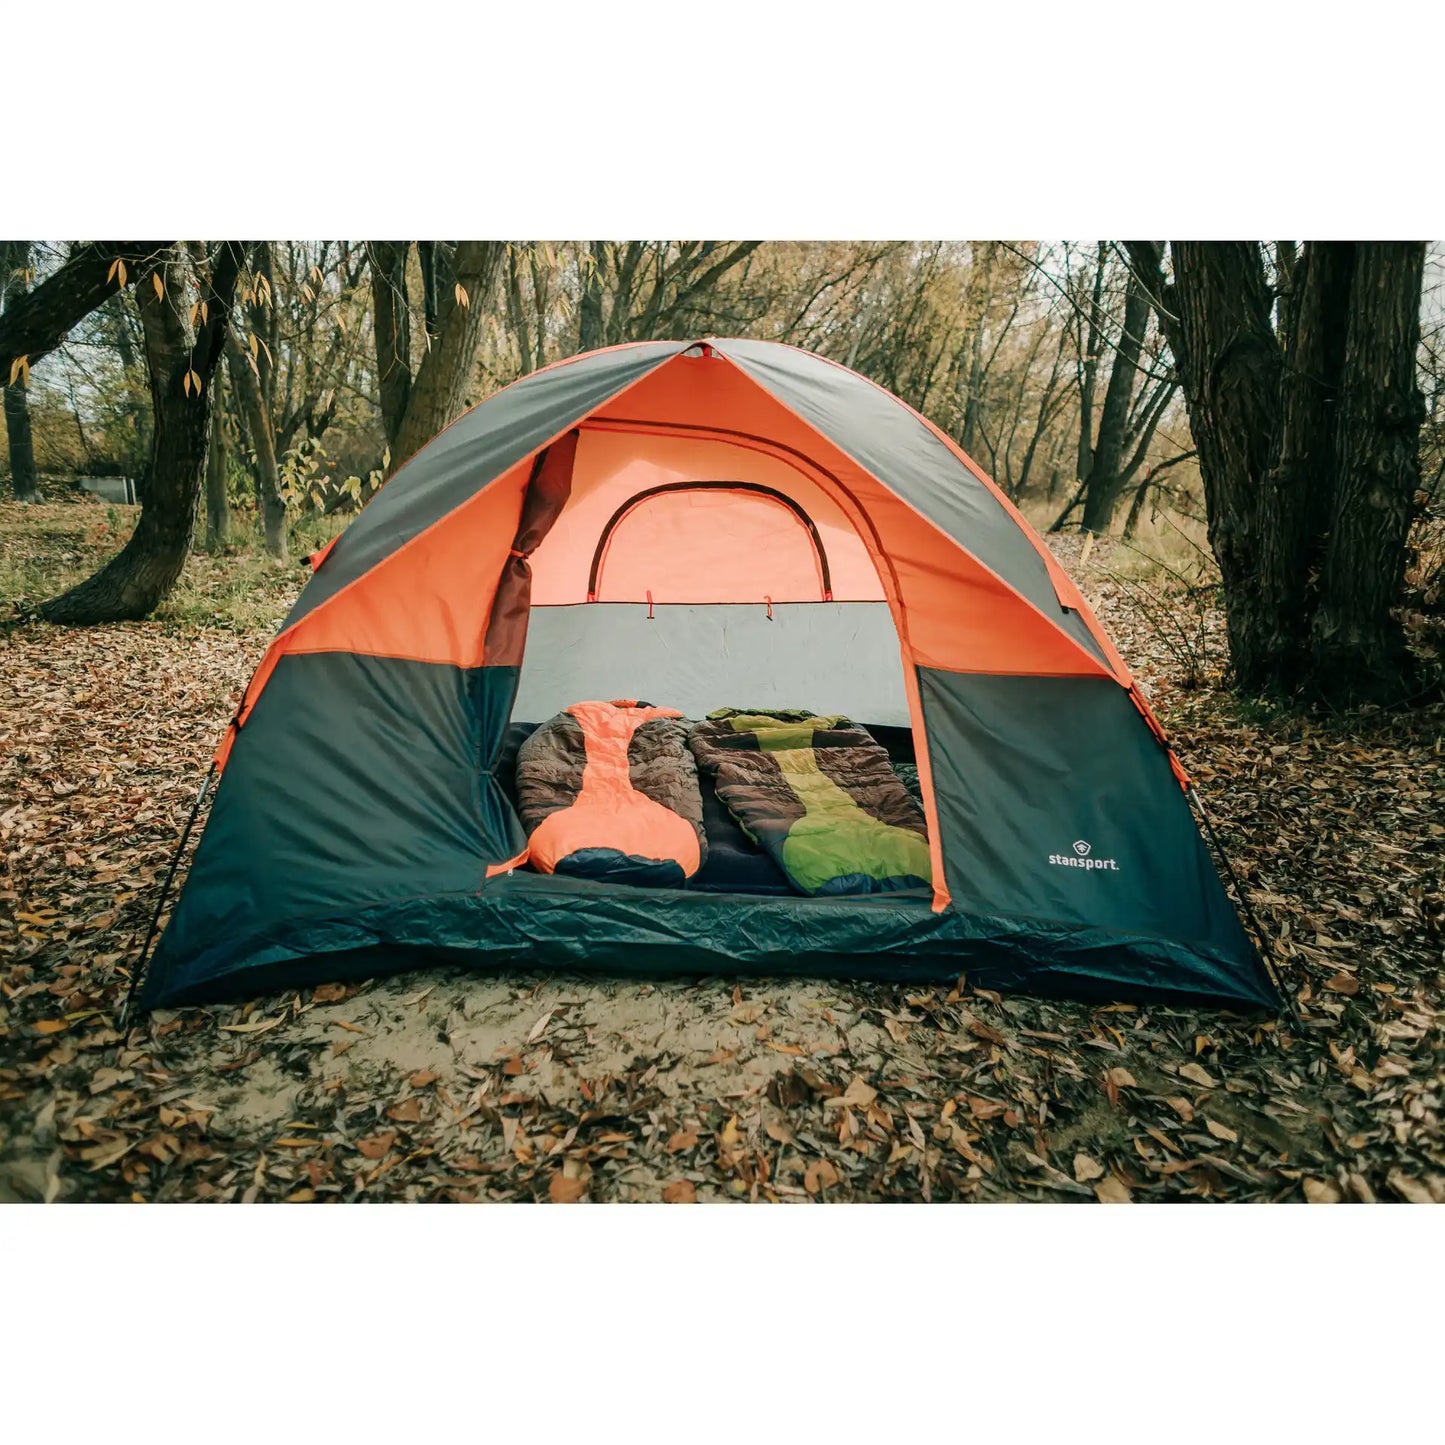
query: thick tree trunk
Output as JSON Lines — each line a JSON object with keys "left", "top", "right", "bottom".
{"left": 205, "top": 396, "right": 231, "bottom": 548}
{"left": 1130, "top": 240, "right": 1281, "bottom": 687}
{"left": 1130, "top": 239, "right": 1428, "bottom": 706}
{"left": 1080, "top": 267, "right": 1150, "bottom": 534}
{"left": 1256, "top": 242, "right": 1355, "bottom": 687}
{"left": 388, "top": 241, "right": 505, "bottom": 472}
{"left": 35, "top": 243, "right": 247, "bottom": 623}
{"left": 225, "top": 331, "right": 287, "bottom": 559}
{"left": 1310, "top": 241, "right": 1427, "bottom": 699}
{"left": 2, "top": 243, "right": 41, "bottom": 500}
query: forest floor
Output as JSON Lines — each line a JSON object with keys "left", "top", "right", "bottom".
{"left": 1, "top": 498, "right": 1442, "bottom": 1204}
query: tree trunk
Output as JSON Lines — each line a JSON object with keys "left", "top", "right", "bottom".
{"left": 367, "top": 241, "right": 413, "bottom": 449}
{"left": 1309, "top": 241, "right": 1427, "bottom": 699}
{"left": 1079, "top": 266, "right": 1150, "bottom": 534}
{"left": 1073, "top": 244, "right": 1107, "bottom": 492}
{"left": 0, "top": 242, "right": 172, "bottom": 377}
{"left": 1129, "top": 240, "right": 1281, "bottom": 687}
{"left": 388, "top": 241, "right": 505, "bottom": 472}
{"left": 225, "top": 330, "right": 287, "bottom": 559}
{"left": 205, "top": 393, "right": 231, "bottom": 548}
{"left": 578, "top": 242, "right": 606, "bottom": 352}
{"left": 505, "top": 244, "right": 534, "bottom": 377}
{"left": 1130, "top": 239, "right": 1429, "bottom": 706}
{"left": 35, "top": 243, "right": 247, "bottom": 623}
{"left": 1255, "top": 242, "right": 1355, "bottom": 687}
{"left": 2, "top": 242, "right": 41, "bottom": 500}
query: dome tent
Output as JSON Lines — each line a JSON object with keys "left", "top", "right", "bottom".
{"left": 137, "top": 337, "right": 1279, "bottom": 1013}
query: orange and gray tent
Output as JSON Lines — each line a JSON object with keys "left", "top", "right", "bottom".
{"left": 138, "top": 338, "right": 1278, "bottom": 1011}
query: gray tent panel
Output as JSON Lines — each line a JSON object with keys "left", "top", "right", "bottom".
{"left": 511, "top": 602, "right": 911, "bottom": 726}
{"left": 712, "top": 338, "right": 1109, "bottom": 667}
{"left": 287, "top": 342, "right": 684, "bottom": 629}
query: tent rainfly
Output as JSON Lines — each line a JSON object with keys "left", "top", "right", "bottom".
{"left": 137, "top": 338, "right": 1279, "bottom": 1013}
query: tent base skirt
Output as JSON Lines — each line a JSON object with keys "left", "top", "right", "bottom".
{"left": 140, "top": 871, "right": 1279, "bottom": 1013}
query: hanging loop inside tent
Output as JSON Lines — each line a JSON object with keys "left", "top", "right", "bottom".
{"left": 646, "top": 589, "right": 654, "bottom": 621}
{"left": 764, "top": 595, "right": 773, "bottom": 621}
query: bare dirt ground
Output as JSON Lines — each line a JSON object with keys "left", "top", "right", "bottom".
{"left": 1, "top": 502, "right": 1442, "bottom": 1202}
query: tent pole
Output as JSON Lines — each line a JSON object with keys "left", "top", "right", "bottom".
{"left": 119, "top": 761, "right": 216, "bottom": 1029}
{"left": 1187, "top": 783, "right": 1301, "bottom": 1029}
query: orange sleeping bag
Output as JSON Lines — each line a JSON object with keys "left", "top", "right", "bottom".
{"left": 514, "top": 700, "right": 707, "bottom": 887}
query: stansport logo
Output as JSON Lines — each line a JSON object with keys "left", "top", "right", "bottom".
{"left": 1048, "top": 839, "right": 1120, "bottom": 872}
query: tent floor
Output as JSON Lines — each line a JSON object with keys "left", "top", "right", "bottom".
{"left": 141, "top": 867, "right": 1277, "bottom": 1012}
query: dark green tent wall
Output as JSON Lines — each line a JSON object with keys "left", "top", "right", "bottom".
{"left": 139, "top": 338, "right": 1279, "bottom": 1013}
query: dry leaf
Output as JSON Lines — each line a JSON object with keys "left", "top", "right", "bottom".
{"left": 409, "top": 1070, "right": 439, "bottom": 1088}
{"left": 666, "top": 1128, "right": 698, "bottom": 1154}
{"left": 220, "top": 1015, "right": 284, "bottom": 1035}
{"left": 841, "top": 1077, "right": 878, "bottom": 1109}
{"left": 804, "top": 1158, "right": 840, "bottom": 1194}
{"left": 1386, "top": 1170, "right": 1434, "bottom": 1204}
{"left": 385, "top": 1097, "right": 422, "bottom": 1123}
{"left": 1178, "top": 1062, "right": 1218, "bottom": 1089}
{"left": 1094, "top": 1176, "right": 1132, "bottom": 1203}
{"left": 1073, "top": 1152, "right": 1105, "bottom": 1182}
{"left": 1204, "top": 1117, "right": 1239, "bottom": 1144}
{"left": 1106, "top": 1066, "right": 1138, "bottom": 1089}
{"left": 549, "top": 1173, "right": 588, "bottom": 1204}
{"left": 1303, "top": 1177, "right": 1341, "bottom": 1204}
{"left": 356, "top": 1133, "right": 396, "bottom": 1159}
{"left": 662, "top": 1180, "right": 697, "bottom": 1203}
{"left": 1324, "top": 973, "right": 1360, "bottom": 995}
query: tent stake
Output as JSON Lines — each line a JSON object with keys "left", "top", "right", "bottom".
{"left": 1187, "top": 784, "right": 1301, "bottom": 1029}
{"left": 119, "top": 761, "right": 216, "bottom": 1029}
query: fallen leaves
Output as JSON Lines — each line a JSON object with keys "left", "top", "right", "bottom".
{"left": 662, "top": 1180, "right": 697, "bottom": 1203}
{"left": 549, "top": 1172, "right": 589, "bottom": 1204}
{"left": 1, "top": 508, "right": 1442, "bottom": 1207}
{"left": 1386, "top": 1170, "right": 1436, "bottom": 1204}
{"left": 804, "top": 1159, "right": 840, "bottom": 1195}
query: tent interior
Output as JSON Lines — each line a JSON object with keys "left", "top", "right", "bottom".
{"left": 502, "top": 408, "right": 928, "bottom": 899}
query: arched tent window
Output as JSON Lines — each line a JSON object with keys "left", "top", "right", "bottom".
{"left": 587, "top": 482, "right": 833, "bottom": 604}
